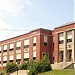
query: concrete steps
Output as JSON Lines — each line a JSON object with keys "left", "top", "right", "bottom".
{"left": 51, "top": 62, "right": 73, "bottom": 69}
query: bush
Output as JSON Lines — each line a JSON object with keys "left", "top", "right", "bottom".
{"left": 37, "top": 55, "right": 52, "bottom": 73}
{"left": 5, "top": 62, "right": 18, "bottom": 73}
{"left": 20, "top": 55, "right": 52, "bottom": 75}
{"left": 28, "top": 60, "right": 38, "bottom": 75}
{"left": 20, "top": 61, "right": 29, "bottom": 70}
{"left": 28, "top": 55, "right": 52, "bottom": 75}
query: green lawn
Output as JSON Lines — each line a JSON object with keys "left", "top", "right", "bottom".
{"left": 0, "top": 70, "right": 6, "bottom": 74}
{"left": 38, "top": 69, "right": 74, "bottom": 75}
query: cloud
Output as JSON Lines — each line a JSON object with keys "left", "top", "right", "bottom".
{"left": 0, "top": 20, "right": 13, "bottom": 41}
{"left": 0, "top": 20, "right": 12, "bottom": 29}
{"left": 0, "top": 20, "right": 27, "bottom": 41}
{"left": 25, "top": 0, "right": 33, "bottom": 5}
{"left": 0, "top": 0, "right": 33, "bottom": 16}
{"left": 0, "top": 0, "right": 24, "bottom": 16}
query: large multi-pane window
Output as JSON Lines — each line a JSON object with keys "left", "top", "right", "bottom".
{"left": 3, "top": 45, "right": 7, "bottom": 52}
{"left": 9, "top": 43, "right": 14, "bottom": 61}
{"left": 24, "top": 39, "right": 29, "bottom": 62}
{"left": 33, "top": 37, "right": 36, "bottom": 46}
{"left": 3, "top": 45, "right": 7, "bottom": 65}
{"left": 0, "top": 46, "right": 1, "bottom": 53}
{"left": 44, "top": 35, "right": 48, "bottom": 46}
{"left": 16, "top": 41, "right": 21, "bottom": 50}
{"left": 33, "top": 37, "right": 36, "bottom": 60}
{"left": 0, "top": 47, "right": 1, "bottom": 65}
{"left": 24, "top": 39, "right": 29, "bottom": 52}
{"left": 67, "top": 50, "right": 72, "bottom": 62}
{"left": 59, "top": 33, "right": 64, "bottom": 44}
{"left": 59, "top": 51, "right": 63, "bottom": 62}
{"left": 10, "top": 43, "right": 14, "bottom": 51}
{"left": 67, "top": 31, "right": 72, "bottom": 43}
{"left": 16, "top": 41, "right": 21, "bottom": 64}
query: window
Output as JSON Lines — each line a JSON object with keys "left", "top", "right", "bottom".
{"left": 44, "top": 42, "right": 47, "bottom": 46}
{"left": 24, "top": 58, "right": 29, "bottom": 62}
{"left": 59, "top": 51, "right": 63, "bottom": 62}
{"left": 16, "top": 47, "right": 20, "bottom": 50}
{"left": 33, "top": 43, "right": 36, "bottom": 46}
{"left": 0, "top": 47, "right": 1, "bottom": 53}
{"left": 59, "top": 40, "right": 64, "bottom": 44}
{"left": 9, "top": 60, "right": 13, "bottom": 62}
{"left": 10, "top": 43, "right": 14, "bottom": 49}
{"left": 67, "top": 39, "right": 72, "bottom": 42}
{"left": 24, "top": 39, "right": 29, "bottom": 46}
{"left": 3, "top": 61, "right": 7, "bottom": 63}
{"left": 3, "top": 50, "right": 7, "bottom": 52}
{"left": 33, "top": 57, "right": 36, "bottom": 60}
{"left": 16, "top": 59, "right": 21, "bottom": 64}
{"left": 16, "top": 41, "right": 21, "bottom": 50}
{"left": 24, "top": 45, "right": 29, "bottom": 48}
{"left": 9, "top": 48, "right": 13, "bottom": 51}
{"left": 67, "top": 50, "right": 72, "bottom": 61}
{"left": 53, "top": 43, "right": 54, "bottom": 46}
{"left": 33, "top": 37, "right": 36, "bottom": 46}
{"left": 44, "top": 35, "right": 48, "bottom": 46}
{"left": 3, "top": 45, "right": 7, "bottom": 50}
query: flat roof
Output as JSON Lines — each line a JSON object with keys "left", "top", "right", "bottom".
{"left": 55, "top": 21, "right": 75, "bottom": 29}
{"left": 0, "top": 28, "right": 51, "bottom": 42}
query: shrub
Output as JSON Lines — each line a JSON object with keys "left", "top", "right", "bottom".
{"left": 37, "top": 55, "right": 52, "bottom": 73}
{"left": 28, "top": 55, "right": 52, "bottom": 75}
{"left": 20, "top": 61, "right": 29, "bottom": 70}
{"left": 5, "top": 62, "right": 18, "bottom": 73}
{"left": 28, "top": 60, "right": 38, "bottom": 75}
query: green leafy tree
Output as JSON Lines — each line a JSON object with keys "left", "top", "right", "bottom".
{"left": 37, "top": 54, "right": 52, "bottom": 73}
{"left": 28, "top": 60, "right": 38, "bottom": 75}
{"left": 20, "top": 61, "right": 29, "bottom": 70}
{"left": 5, "top": 62, "right": 18, "bottom": 73}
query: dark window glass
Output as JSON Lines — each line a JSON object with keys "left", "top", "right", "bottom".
{"left": 16, "top": 59, "right": 21, "bottom": 64}
{"left": 33, "top": 57, "right": 36, "bottom": 60}
{"left": 24, "top": 45, "right": 29, "bottom": 48}
{"left": 59, "top": 51, "right": 63, "bottom": 62}
{"left": 53, "top": 43, "right": 54, "bottom": 46}
{"left": 9, "top": 60, "right": 13, "bottom": 62}
{"left": 3, "top": 50, "right": 7, "bottom": 52}
{"left": 3, "top": 61, "right": 7, "bottom": 63}
{"left": 67, "top": 39, "right": 72, "bottom": 42}
{"left": 33, "top": 43, "right": 36, "bottom": 46}
{"left": 44, "top": 42, "right": 47, "bottom": 46}
{"left": 24, "top": 58, "right": 29, "bottom": 61}
{"left": 9, "top": 48, "right": 13, "bottom": 51}
{"left": 59, "top": 40, "right": 64, "bottom": 44}
{"left": 16, "top": 47, "right": 20, "bottom": 50}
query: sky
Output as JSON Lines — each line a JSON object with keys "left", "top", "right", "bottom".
{"left": 0, "top": 0, "right": 74, "bottom": 41}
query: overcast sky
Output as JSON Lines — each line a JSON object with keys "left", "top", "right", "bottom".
{"left": 0, "top": 0, "right": 74, "bottom": 41}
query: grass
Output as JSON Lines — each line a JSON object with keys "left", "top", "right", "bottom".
{"left": 0, "top": 70, "right": 6, "bottom": 74}
{"left": 38, "top": 69, "right": 74, "bottom": 75}
{"left": 0, "top": 69, "right": 74, "bottom": 75}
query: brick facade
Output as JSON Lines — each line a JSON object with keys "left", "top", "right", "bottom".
{"left": 0, "top": 22, "right": 75, "bottom": 70}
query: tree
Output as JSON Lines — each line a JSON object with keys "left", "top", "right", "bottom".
{"left": 20, "top": 61, "right": 29, "bottom": 70}
{"left": 6, "top": 62, "right": 18, "bottom": 73}
{"left": 37, "top": 54, "right": 52, "bottom": 73}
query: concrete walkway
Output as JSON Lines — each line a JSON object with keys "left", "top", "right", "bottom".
{"left": 10, "top": 70, "right": 29, "bottom": 75}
